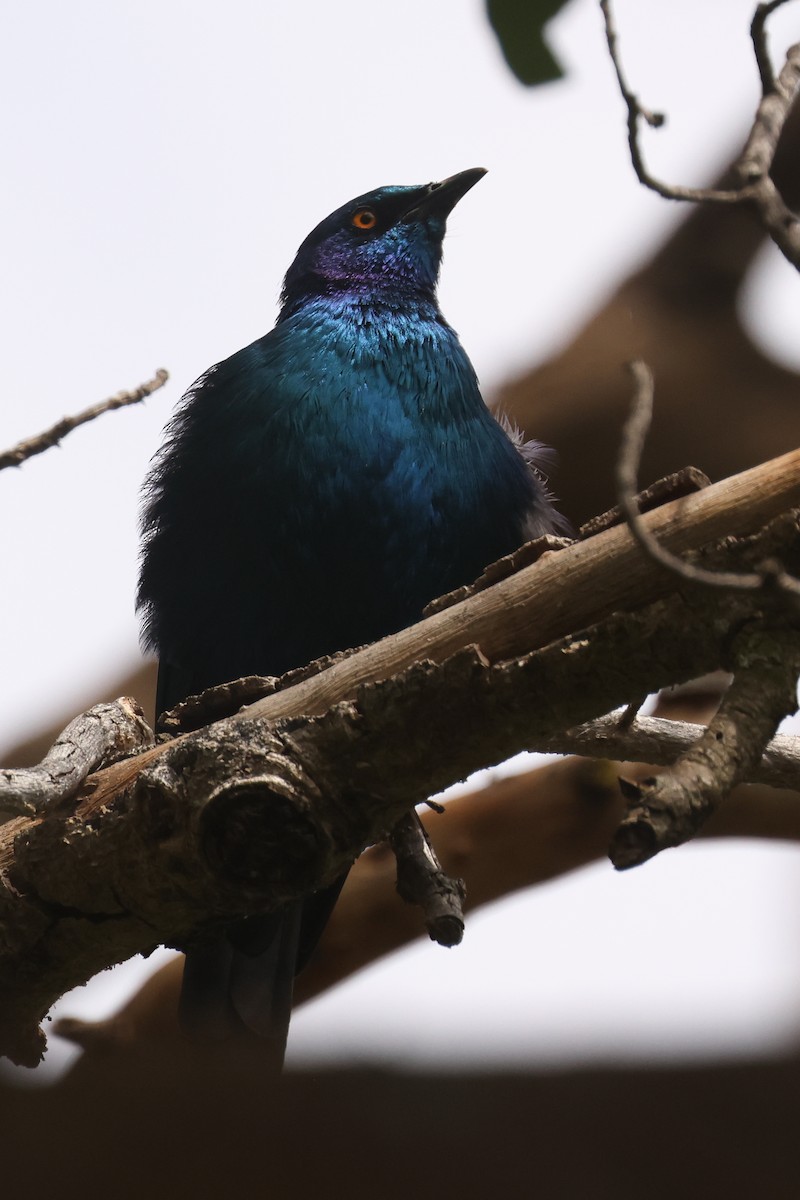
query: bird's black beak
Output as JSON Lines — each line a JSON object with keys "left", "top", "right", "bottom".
{"left": 400, "top": 167, "right": 487, "bottom": 223}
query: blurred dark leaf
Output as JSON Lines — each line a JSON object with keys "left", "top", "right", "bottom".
{"left": 486, "top": 0, "right": 568, "bottom": 85}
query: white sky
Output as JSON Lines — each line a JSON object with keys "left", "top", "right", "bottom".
{"left": 2, "top": 0, "right": 800, "bottom": 1081}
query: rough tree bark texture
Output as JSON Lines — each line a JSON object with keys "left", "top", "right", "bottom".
{"left": 1, "top": 451, "right": 800, "bottom": 1064}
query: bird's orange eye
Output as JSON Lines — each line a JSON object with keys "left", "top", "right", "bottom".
{"left": 352, "top": 208, "right": 378, "bottom": 230}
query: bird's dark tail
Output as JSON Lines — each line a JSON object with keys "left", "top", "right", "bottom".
{"left": 179, "top": 879, "right": 346, "bottom": 1064}
{"left": 179, "top": 909, "right": 301, "bottom": 1066}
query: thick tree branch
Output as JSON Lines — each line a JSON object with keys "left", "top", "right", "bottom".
{"left": 0, "top": 369, "right": 169, "bottom": 471}
{"left": 1, "top": 453, "right": 800, "bottom": 1064}
{"left": 74, "top": 444, "right": 800, "bottom": 817}
{"left": 54, "top": 747, "right": 800, "bottom": 1059}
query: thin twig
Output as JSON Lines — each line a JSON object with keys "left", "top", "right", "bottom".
{"left": 751, "top": 0, "right": 791, "bottom": 92}
{"left": 601, "top": 0, "right": 800, "bottom": 271}
{"left": 616, "top": 362, "right": 767, "bottom": 591}
{"left": 616, "top": 697, "right": 647, "bottom": 730}
{"left": 617, "top": 363, "right": 800, "bottom": 605}
{"left": 388, "top": 811, "right": 466, "bottom": 947}
{"left": 599, "top": 0, "right": 742, "bottom": 205}
{"left": 0, "top": 369, "right": 169, "bottom": 471}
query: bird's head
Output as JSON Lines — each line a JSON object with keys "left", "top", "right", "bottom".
{"left": 279, "top": 167, "right": 486, "bottom": 312}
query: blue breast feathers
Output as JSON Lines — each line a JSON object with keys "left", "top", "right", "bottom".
{"left": 139, "top": 296, "right": 545, "bottom": 685}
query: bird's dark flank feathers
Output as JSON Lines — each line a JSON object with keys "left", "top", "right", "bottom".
{"left": 138, "top": 169, "right": 563, "bottom": 1063}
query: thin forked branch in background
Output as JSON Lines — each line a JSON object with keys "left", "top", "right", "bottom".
{"left": 600, "top": 0, "right": 800, "bottom": 271}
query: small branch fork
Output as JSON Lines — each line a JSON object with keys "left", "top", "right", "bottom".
{"left": 600, "top": 0, "right": 800, "bottom": 271}
{"left": 0, "top": 369, "right": 169, "bottom": 471}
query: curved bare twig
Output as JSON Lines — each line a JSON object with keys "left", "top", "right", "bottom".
{"left": 601, "top": 0, "right": 800, "bottom": 271}
{"left": 617, "top": 360, "right": 800, "bottom": 606}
